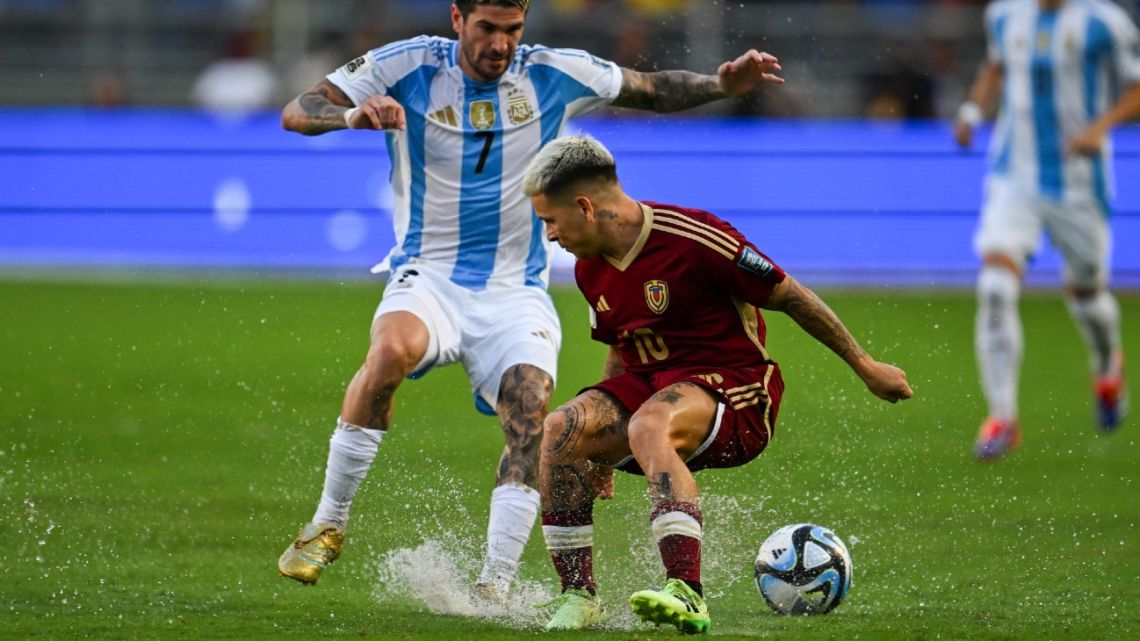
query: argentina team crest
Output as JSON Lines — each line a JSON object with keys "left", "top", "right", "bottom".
{"left": 469, "top": 100, "right": 496, "bottom": 130}
{"left": 644, "top": 280, "right": 669, "bottom": 314}
{"left": 507, "top": 90, "right": 534, "bottom": 125}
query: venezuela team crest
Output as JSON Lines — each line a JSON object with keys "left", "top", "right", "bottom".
{"left": 644, "top": 280, "right": 669, "bottom": 314}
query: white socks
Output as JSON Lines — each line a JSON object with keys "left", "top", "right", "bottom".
{"left": 478, "top": 483, "right": 540, "bottom": 587}
{"left": 1065, "top": 290, "right": 1122, "bottom": 377}
{"left": 976, "top": 266, "right": 1023, "bottom": 420}
{"left": 312, "top": 418, "right": 384, "bottom": 530}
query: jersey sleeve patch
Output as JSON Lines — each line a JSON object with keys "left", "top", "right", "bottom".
{"left": 737, "top": 246, "right": 774, "bottom": 277}
{"left": 339, "top": 55, "right": 374, "bottom": 81}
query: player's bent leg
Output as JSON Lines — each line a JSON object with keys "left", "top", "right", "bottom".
{"left": 476, "top": 364, "right": 552, "bottom": 593}
{"left": 1064, "top": 286, "right": 1128, "bottom": 432}
{"left": 279, "top": 312, "right": 430, "bottom": 585}
{"left": 341, "top": 311, "right": 431, "bottom": 428}
{"left": 627, "top": 383, "right": 718, "bottom": 504}
{"left": 627, "top": 383, "right": 716, "bottom": 632}
{"left": 974, "top": 255, "right": 1024, "bottom": 459}
{"left": 494, "top": 363, "right": 554, "bottom": 488}
{"left": 542, "top": 389, "right": 633, "bottom": 474}
{"left": 537, "top": 390, "right": 630, "bottom": 623}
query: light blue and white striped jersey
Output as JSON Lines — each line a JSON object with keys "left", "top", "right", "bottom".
{"left": 985, "top": 0, "right": 1140, "bottom": 209}
{"left": 328, "top": 36, "right": 622, "bottom": 290}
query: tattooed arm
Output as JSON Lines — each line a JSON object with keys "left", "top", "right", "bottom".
{"left": 282, "top": 79, "right": 406, "bottom": 135}
{"left": 281, "top": 80, "right": 355, "bottom": 135}
{"left": 611, "top": 49, "right": 783, "bottom": 113}
{"left": 764, "top": 275, "right": 913, "bottom": 403}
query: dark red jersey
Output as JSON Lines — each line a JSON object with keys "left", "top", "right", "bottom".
{"left": 575, "top": 202, "right": 787, "bottom": 375}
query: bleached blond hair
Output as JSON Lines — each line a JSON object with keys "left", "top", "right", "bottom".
{"left": 521, "top": 135, "right": 618, "bottom": 198}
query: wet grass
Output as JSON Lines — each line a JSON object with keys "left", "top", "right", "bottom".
{"left": 1, "top": 277, "right": 1137, "bottom": 640}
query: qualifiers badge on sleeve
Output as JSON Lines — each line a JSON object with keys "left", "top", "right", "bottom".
{"left": 340, "top": 56, "right": 373, "bottom": 81}
{"left": 737, "top": 247, "right": 774, "bottom": 277}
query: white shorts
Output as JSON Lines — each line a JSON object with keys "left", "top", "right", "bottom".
{"left": 974, "top": 177, "right": 1112, "bottom": 288}
{"left": 374, "top": 263, "right": 561, "bottom": 416}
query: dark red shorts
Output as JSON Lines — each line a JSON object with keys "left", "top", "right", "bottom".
{"left": 587, "top": 364, "right": 783, "bottom": 475}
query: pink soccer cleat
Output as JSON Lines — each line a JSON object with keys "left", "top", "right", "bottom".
{"left": 974, "top": 417, "right": 1021, "bottom": 460}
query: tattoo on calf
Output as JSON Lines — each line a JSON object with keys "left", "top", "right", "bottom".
{"left": 369, "top": 387, "right": 395, "bottom": 428}
{"left": 496, "top": 365, "right": 552, "bottom": 486}
{"left": 549, "top": 463, "right": 593, "bottom": 510}
{"left": 648, "top": 472, "right": 676, "bottom": 503}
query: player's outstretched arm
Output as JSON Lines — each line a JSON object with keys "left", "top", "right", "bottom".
{"left": 611, "top": 49, "right": 783, "bottom": 113}
{"left": 282, "top": 79, "right": 356, "bottom": 135}
{"left": 282, "top": 80, "right": 407, "bottom": 135}
{"left": 763, "top": 275, "right": 913, "bottom": 404}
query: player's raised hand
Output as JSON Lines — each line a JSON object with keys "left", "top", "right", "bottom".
{"left": 348, "top": 95, "right": 407, "bottom": 131}
{"left": 860, "top": 361, "right": 914, "bottom": 404}
{"left": 716, "top": 49, "right": 784, "bottom": 96}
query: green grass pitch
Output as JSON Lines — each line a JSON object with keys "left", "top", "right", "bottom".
{"left": 2, "top": 277, "right": 1137, "bottom": 640}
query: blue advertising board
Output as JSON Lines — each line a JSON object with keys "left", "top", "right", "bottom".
{"left": 2, "top": 109, "right": 1137, "bottom": 287}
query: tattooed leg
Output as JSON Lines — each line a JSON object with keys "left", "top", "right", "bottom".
{"left": 475, "top": 364, "right": 554, "bottom": 589}
{"left": 627, "top": 383, "right": 718, "bottom": 506}
{"left": 541, "top": 389, "right": 631, "bottom": 509}
{"left": 494, "top": 364, "right": 554, "bottom": 489}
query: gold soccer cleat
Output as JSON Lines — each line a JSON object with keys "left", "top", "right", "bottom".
{"left": 277, "top": 523, "right": 343, "bottom": 585}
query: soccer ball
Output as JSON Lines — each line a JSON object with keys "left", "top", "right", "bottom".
{"left": 753, "top": 523, "right": 852, "bottom": 615}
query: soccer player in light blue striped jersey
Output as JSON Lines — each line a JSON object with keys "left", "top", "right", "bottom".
{"left": 276, "top": 0, "right": 785, "bottom": 598}
{"left": 954, "top": 0, "right": 1140, "bottom": 459}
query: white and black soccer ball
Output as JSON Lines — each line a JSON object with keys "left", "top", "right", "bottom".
{"left": 754, "top": 523, "right": 852, "bottom": 615}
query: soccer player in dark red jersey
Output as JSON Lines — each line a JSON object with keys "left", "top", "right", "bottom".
{"left": 521, "top": 136, "right": 914, "bottom": 633}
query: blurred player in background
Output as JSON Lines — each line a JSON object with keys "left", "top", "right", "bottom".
{"left": 276, "top": 0, "right": 785, "bottom": 597}
{"left": 521, "top": 135, "right": 913, "bottom": 632}
{"left": 954, "top": 0, "right": 1140, "bottom": 459}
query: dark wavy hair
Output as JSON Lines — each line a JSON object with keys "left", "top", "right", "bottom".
{"left": 454, "top": 0, "right": 530, "bottom": 17}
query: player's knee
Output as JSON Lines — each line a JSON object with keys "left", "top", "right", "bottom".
{"left": 363, "top": 338, "right": 421, "bottom": 386}
{"left": 1066, "top": 284, "right": 1100, "bottom": 300}
{"left": 497, "top": 364, "right": 553, "bottom": 415}
{"left": 627, "top": 414, "right": 674, "bottom": 458}
{"left": 977, "top": 263, "right": 1020, "bottom": 307}
{"left": 541, "top": 411, "right": 578, "bottom": 462}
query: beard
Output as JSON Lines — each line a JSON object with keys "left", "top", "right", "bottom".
{"left": 462, "top": 44, "right": 511, "bottom": 82}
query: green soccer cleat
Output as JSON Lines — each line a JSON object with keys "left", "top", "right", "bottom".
{"left": 539, "top": 588, "right": 605, "bottom": 630}
{"left": 629, "top": 578, "right": 710, "bottom": 635}
{"left": 277, "top": 522, "right": 343, "bottom": 585}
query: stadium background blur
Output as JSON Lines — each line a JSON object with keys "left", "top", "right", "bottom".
{"left": 1, "top": 0, "right": 1001, "bottom": 117}
{"left": 3, "top": 0, "right": 1139, "bottom": 287}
